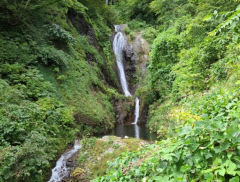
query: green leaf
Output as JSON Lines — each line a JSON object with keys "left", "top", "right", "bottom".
{"left": 215, "top": 168, "right": 225, "bottom": 176}
{"left": 230, "top": 177, "right": 240, "bottom": 182}
{"left": 226, "top": 160, "right": 237, "bottom": 175}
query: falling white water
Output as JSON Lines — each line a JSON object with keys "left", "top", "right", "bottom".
{"left": 133, "top": 97, "right": 140, "bottom": 125}
{"left": 134, "top": 124, "right": 140, "bottom": 138}
{"left": 48, "top": 140, "right": 81, "bottom": 182}
{"left": 113, "top": 25, "right": 141, "bottom": 138}
{"left": 113, "top": 25, "right": 132, "bottom": 97}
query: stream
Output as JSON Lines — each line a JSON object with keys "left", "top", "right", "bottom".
{"left": 48, "top": 25, "right": 153, "bottom": 182}
{"left": 48, "top": 140, "right": 81, "bottom": 182}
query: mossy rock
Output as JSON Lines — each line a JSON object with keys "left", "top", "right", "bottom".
{"left": 70, "top": 136, "right": 148, "bottom": 181}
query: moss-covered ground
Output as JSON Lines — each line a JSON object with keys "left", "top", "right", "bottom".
{"left": 70, "top": 136, "right": 147, "bottom": 181}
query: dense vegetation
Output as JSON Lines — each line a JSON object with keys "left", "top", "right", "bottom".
{"left": 0, "top": 0, "right": 121, "bottom": 181}
{"left": 93, "top": 0, "right": 240, "bottom": 181}
{"left": 2, "top": 0, "right": 240, "bottom": 181}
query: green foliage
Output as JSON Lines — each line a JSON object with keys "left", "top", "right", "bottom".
{"left": 0, "top": 0, "right": 61, "bottom": 25}
{"left": 150, "top": 0, "right": 195, "bottom": 27}
{"left": 143, "top": 27, "right": 158, "bottom": 44}
{"left": 123, "top": 27, "right": 131, "bottom": 35}
{"left": 210, "top": 6, "right": 240, "bottom": 36}
{"left": 46, "top": 23, "right": 74, "bottom": 43}
{"left": 0, "top": 92, "right": 76, "bottom": 181}
{"left": 147, "top": 0, "right": 240, "bottom": 101}
{"left": 35, "top": 45, "right": 71, "bottom": 68}
{"left": 94, "top": 85, "right": 240, "bottom": 181}
{"left": 0, "top": 0, "right": 119, "bottom": 181}
{"left": 147, "top": 100, "right": 174, "bottom": 139}
{"left": 129, "top": 32, "right": 135, "bottom": 40}
{"left": 94, "top": 1, "right": 240, "bottom": 182}
{"left": 128, "top": 20, "right": 149, "bottom": 31}
{"left": 149, "top": 29, "right": 180, "bottom": 99}
{"left": 114, "top": 0, "right": 155, "bottom": 23}
{"left": 0, "top": 36, "right": 36, "bottom": 65}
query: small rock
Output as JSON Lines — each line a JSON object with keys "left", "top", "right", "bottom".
{"left": 124, "top": 136, "right": 129, "bottom": 139}
{"left": 66, "top": 159, "right": 74, "bottom": 167}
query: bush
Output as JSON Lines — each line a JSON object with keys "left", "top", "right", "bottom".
{"left": 46, "top": 24, "right": 74, "bottom": 43}
{"left": 129, "top": 32, "right": 135, "bottom": 40}
{"left": 0, "top": 96, "right": 76, "bottom": 181}
{"left": 124, "top": 27, "right": 131, "bottom": 35}
{"left": 143, "top": 27, "right": 157, "bottom": 44}
{"left": 114, "top": 0, "right": 155, "bottom": 23}
{"left": 128, "top": 19, "right": 149, "bottom": 31}
{"left": 148, "top": 29, "right": 180, "bottom": 98}
{"left": 35, "top": 45, "right": 71, "bottom": 68}
{"left": 0, "top": 37, "right": 36, "bottom": 65}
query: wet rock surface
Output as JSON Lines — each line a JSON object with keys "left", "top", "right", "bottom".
{"left": 125, "top": 30, "right": 150, "bottom": 124}
{"left": 66, "top": 159, "right": 74, "bottom": 167}
{"left": 124, "top": 43, "right": 138, "bottom": 93}
{"left": 114, "top": 98, "right": 135, "bottom": 124}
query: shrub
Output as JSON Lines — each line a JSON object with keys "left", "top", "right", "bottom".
{"left": 0, "top": 38, "right": 36, "bottom": 65}
{"left": 129, "top": 32, "right": 135, "bottom": 40}
{"left": 143, "top": 27, "right": 157, "bottom": 44}
{"left": 45, "top": 24, "right": 74, "bottom": 43}
{"left": 148, "top": 30, "right": 180, "bottom": 98}
{"left": 124, "top": 27, "right": 131, "bottom": 35}
{"left": 35, "top": 45, "right": 71, "bottom": 68}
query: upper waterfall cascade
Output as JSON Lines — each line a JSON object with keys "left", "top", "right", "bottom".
{"left": 113, "top": 25, "right": 140, "bottom": 127}
{"left": 113, "top": 25, "right": 132, "bottom": 97}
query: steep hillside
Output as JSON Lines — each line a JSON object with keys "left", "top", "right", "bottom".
{"left": 0, "top": 0, "right": 121, "bottom": 181}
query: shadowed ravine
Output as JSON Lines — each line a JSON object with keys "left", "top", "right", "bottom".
{"left": 48, "top": 25, "right": 152, "bottom": 182}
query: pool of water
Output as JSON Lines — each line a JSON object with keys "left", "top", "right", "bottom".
{"left": 110, "top": 124, "right": 156, "bottom": 141}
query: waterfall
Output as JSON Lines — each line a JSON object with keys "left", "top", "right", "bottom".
{"left": 133, "top": 97, "right": 140, "bottom": 124}
{"left": 113, "top": 25, "right": 132, "bottom": 97}
{"left": 113, "top": 25, "right": 140, "bottom": 134}
{"left": 48, "top": 140, "right": 81, "bottom": 182}
{"left": 134, "top": 124, "right": 140, "bottom": 138}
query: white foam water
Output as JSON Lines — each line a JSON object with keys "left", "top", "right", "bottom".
{"left": 134, "top": 124, "right": 140, "bottom": 138}
{"left": 113, "top": 25, "right": 132, "bottom": 97}
{"left": 133, "top": 97, "right": 140, "bottom": 125}
{"left": 48, "top": 140, "right": 81, "bottom": 182}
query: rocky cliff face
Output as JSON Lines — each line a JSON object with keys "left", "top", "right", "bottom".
{"left": 112, "top": 25, "right": 150, "bottom": 124}
{"left": 128, "top": 31, "right": 150, "bottom": 124}
{"left": 124, "top": 42, "right": 138, "bottom": 93}
{"left": 114, "top": 98, "right": 134, "bottom": 124}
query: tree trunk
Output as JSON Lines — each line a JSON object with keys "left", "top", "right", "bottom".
{"left": 106, "top": 0, "right": 109, "bottom": 5}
